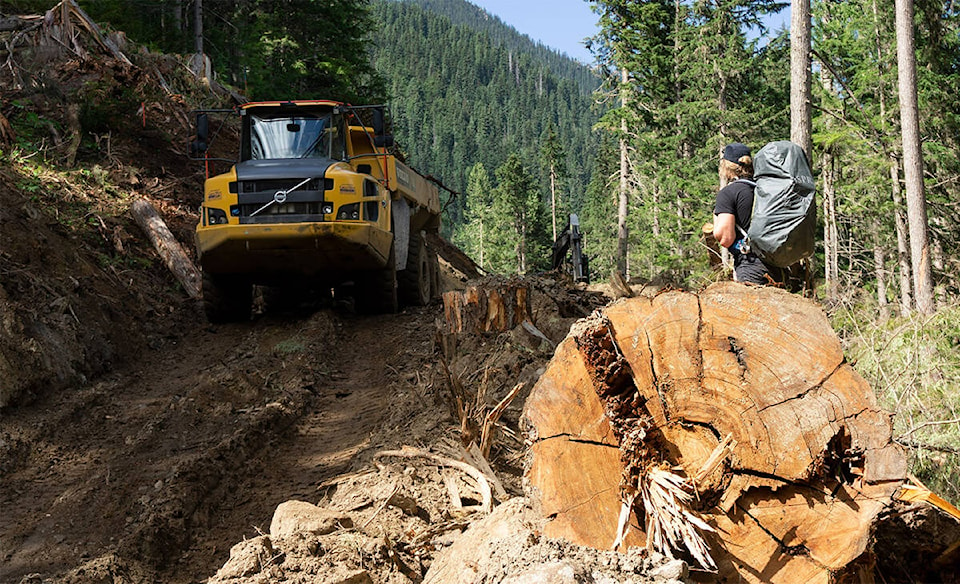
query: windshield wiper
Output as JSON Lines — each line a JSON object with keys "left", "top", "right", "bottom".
{"left": 299, "top": 132, "right": 327, "bottom": 159}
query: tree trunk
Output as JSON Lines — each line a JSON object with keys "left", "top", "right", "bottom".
{"left": 822, "top": 151, "right": 839, "bottom": 302}
{"left": 131, "top": 199, "right": 202, "bottom": 299}
{"left": 479, "top": 219, "right": 484, "bottom": 269}
{"left": 890, "top": 158, "right": 913, "bottom": 314}
{"left": 550, "top": 164, "right": 558, "bottom": 242}
{"left": 438, "top": 282, "right": 531, "bottom": 360}
{"left": 617, "top": 67, "right": 630, "bottom": 279}
{"left": 524, "top": 284, "right": 906, "bottom": 583}
{"left": 65, "top": 103, "right": 81, "bottom": 168}
{"left": 791, "top": 0, "right": 813, "bottom": 160}
{"left": 425, "top": 232, "right": 484, "bottom": 281}
{"left": 894, "top": 0, "right": 935, "bottom": 315}
{"left": 873, "top": 222, "right": 889, "bottom": 319}
{"left": 931, "top": 232, "right": 946, "bottom": 308}
{"left": 519, "top": 216, "right": 527, "bottom": 274}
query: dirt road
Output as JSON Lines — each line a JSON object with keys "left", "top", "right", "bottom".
{"left": 0, "top": 303, "right": 445, "bottom": 583}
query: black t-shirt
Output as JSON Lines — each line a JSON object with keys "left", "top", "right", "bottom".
{"left": 713, "top": 180, "right": 755, "bottom": 236}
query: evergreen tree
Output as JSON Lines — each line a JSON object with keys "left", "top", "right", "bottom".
{"left": 369, "top": 0, "right": 599, "bottom": 242}
{"left": 492, "top": 154, "right": 546, "bottom": 274}
{"left": 454, "top": 162, "right": 494, "bottom": 269}
{"left": 78, "top": 0, "right": 385, "bottom": 103}
{"left": 540, "top": 124, "right": 569, "bottom": 241}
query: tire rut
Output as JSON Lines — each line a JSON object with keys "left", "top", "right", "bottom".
{"left": 0, "top": 305, "right": 440, "bottom": 583}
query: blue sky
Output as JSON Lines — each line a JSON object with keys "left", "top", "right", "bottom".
{"left": 469, "top": 1, "right": 791, "bottom": 64}
{"left": 470, "top": 0, "right": 598, "bottom": 63}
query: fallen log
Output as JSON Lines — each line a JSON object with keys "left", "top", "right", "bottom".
{"left": 130, "top": 199, "right": 201, "bottom": 300}
{"left": 523, "top": 283, "right": 908, "bottom": 583}
{"left": 426, "top": 231, "right": 485, "bottom": 280}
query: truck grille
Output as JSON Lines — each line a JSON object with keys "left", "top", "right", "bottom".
{"left": 238, "top": 202, "right": 326, "bottom": 216}
{"left": 239, "top": 178, "right": 332, "bottom": 193}
{"left": 235, "top": 177, "right": 334, "bottom": 224}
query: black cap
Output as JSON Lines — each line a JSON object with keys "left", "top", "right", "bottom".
{"left": 722, "top": 143, "right": 751, "bottom": 163}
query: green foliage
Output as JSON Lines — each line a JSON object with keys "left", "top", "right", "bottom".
{"left": 273, "top": 338, "right": 307, "bottom": 355}
{"left": 586, "top": 0, "right": 789, "bottom": 285}
{"left": 810, "top": 0, "right": 960, "bottom": 305}
{"left": 539, "top": 124, "right": 569, "bottom": 239}
{"left": 77, "top": 0, "right": 385, "bottom": 103}
{"left": 579, "top": 133, "right": 619, "bottom": 279}
{"left": 370, "top": 0, "right": 600, "bottom": 243}
{"left": 453, "top": 162, "right": 494, "bottom": 269}
{"left": 234, "top": 1, "right": 386, "bottom": 102}
{"left": 491, "top": 153, "right": 549, "bottom": 274}
{"left": 833, "top": 303, "right": 960, "bottom": 504}
{"left": 7, "top": 99, "right": 60, "bottom": 153}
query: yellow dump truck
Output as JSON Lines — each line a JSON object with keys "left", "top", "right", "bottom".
{"left": 192, "top": 100, "right": 441, "bottom": 322}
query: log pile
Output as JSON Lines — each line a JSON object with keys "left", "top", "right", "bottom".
{"left": 1, "top": 1, "right": 132, "bottom": 73}
{"left": 523, "top": 283, "right": 910, "bottom": 583}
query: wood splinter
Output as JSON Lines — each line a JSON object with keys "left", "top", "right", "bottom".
{"left": 375, "top": 446, "right": 493, "bottom": 513}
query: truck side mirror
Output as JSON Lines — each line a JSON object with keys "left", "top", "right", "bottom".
{"left": 371, "top": 107, "right": 393, "bottom": 148}
{"left": 192, "top": 113, "right": 209, "bottom": 155}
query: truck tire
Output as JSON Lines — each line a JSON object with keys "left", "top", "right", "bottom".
{"left": 357, "top": 246, "right": 398, "bottom": 314}
{"left": 399, "top": 234, "right": 431, "bottom": 306}
{"left": 202, "top": 272, "right": 252, "bottom": 323}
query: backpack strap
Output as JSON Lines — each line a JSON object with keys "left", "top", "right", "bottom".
{"left": 731, "top": 179, "right": 756, "bottom": 254}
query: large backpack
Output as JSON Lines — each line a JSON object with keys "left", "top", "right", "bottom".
{"left": 741, "top": 141, "right": 816, "bottom": 268}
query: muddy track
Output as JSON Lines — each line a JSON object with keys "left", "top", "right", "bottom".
{"left": 0, "top": 304, "right": 442, "bottom": 583}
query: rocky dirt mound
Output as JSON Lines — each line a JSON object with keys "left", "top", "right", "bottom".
{"left": 208, "top": 495, "right": 690, "bottom": 584}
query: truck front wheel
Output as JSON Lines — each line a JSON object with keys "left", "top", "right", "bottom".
{"left": 356, "top": 246, "right": 398, "bottom": 314}
{"left": 202, "top": 272, "right": 253, "bottom": 323}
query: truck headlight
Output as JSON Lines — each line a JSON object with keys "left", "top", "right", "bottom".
{"left": 207, "top": 207, "right": 228, "bottom": 225}
{"left": 337, "top": 203, "right": 360, "bottom": 220}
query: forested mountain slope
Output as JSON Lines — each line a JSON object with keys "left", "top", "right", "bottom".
{"left": 403, "top": 0, "right": 596, "bottom": 84}
{"left": 370, "top": 0, "right": 600, "bottom": 235}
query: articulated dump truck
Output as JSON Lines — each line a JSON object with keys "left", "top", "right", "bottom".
{"left": 192, "top": 100, "right": 441, "bottom": 322}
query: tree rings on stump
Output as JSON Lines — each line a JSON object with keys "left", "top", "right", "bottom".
{"left": 522, "top": 282, "right": 907, "bottom": 583}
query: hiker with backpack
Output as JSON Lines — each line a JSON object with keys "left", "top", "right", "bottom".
{"left": 712, "top": 141, "right": 817, "bottom": 288}
{"left": 713, "top": 143, "right": 784, "bottom": 285}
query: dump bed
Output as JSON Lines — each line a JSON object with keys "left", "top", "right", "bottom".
{"left": 347, "top": 126, "right": 441, "bottom": 215}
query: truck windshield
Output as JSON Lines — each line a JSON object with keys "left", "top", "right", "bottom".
{"left": 248, "top": 113, "right": 333, "bottom": 160}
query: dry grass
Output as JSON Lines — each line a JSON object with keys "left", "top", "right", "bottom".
{"left": 832, "top": 301, "right": 960, "bottom": 505}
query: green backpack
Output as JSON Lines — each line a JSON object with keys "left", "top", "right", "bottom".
{"left": 740, "top": 141, "right": 817, "bottom": 268}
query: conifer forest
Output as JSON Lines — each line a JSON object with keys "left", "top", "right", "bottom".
{"left": 4, "top": 0, "right": 959, "bottom": 501}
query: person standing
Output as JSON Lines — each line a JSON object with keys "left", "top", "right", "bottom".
{"left": 712, "top": 142, "right": 786, "bottom": 285}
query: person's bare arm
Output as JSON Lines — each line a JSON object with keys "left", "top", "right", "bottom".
{"left": 713, "top": 213, "right": 736, "bottom": 248}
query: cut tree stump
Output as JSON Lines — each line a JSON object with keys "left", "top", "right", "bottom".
{"left": 523, "top": 282, "right": 907, "bottom": 583}
{"left": 131, "top": 199, "right": 202, "bottom": 300}
{"left": 441, "top": 281, "right": 531, "bottom": 334}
